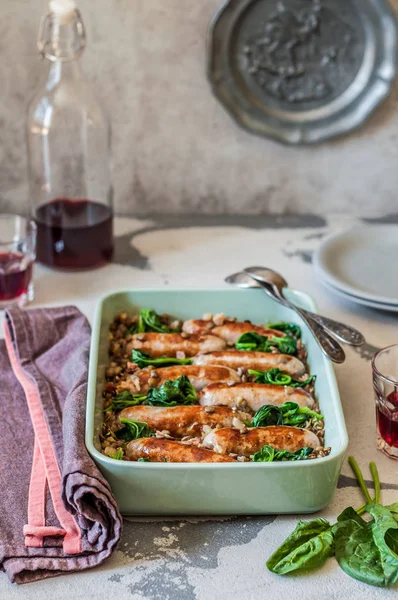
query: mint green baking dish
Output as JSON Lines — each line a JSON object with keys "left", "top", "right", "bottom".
{"left": 85, "top": 288, "right": 348, "bottom": 516}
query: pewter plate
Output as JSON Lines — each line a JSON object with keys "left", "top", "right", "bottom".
{"left": 208, "top": 0, "right": 398, "bottom": 144}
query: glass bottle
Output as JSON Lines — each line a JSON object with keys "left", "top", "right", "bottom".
{"left": 27, "top": 0, "right": 113, "bottom": 270}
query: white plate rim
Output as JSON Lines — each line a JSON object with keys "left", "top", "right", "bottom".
{"left": 318, "top": 275, "right": 398, "bottom": 313}
{"left": 313, "top": 226, "right": 398, "bottom": 305}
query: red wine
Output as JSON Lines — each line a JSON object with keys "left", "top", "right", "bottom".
{"left": 35, "top": 198, "right": 113, "bottom": 270}
{"left": 376, "top": 390, "right": 398, "bottom": 449}
{"left": 0, "top": 252, "right": 33, "bottom": 302}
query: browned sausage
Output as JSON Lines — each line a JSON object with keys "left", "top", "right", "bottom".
{"left": 192, "top": 351, "right": 306, "bottom": 377}
{"left": 118, "top": 365, "right": 240, "bottom": 394}
{"left": 127, "top": 333, "right": 226, "bottom": 358}
{"left": 119, "top": 405, "right": 252, "bottom": 438}
{"left": 125, "top": 438, "right": 237, "bottom": 462}
{"left": 199, "top": 382, "right": 315, "bottom": 411}
{"left": 182, "top": 319, "right": 284, "bottom": 343}
{"left": 212, "top": 323, "right": 285, "bottom": 344}
{"left": 203, "top": 426, "right": 320, "bottom": 457}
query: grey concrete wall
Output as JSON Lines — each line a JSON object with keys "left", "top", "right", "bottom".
{"left": 1, "top": 0, "right": 398, "bottom": 217}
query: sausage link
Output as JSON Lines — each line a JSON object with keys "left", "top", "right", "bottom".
{"left": 126, "top": 438, "right": 237, "bottom": 462}
{"left": 199, "top": 382, "right": 314, "bottom": 411}
{"left": 118, "top": 365, "right": 240, "bottom": 394}
{"left": 119, "top": 405, "right": 252, "bottom": 438}
{"left": 192, "top": 351, "right": 306, "bottom": 377}
{"left": 127, "top": 333, "right": 226, "bottom": 358}
{"left": 203, "top": 426, "right": 320, "bottom": 457}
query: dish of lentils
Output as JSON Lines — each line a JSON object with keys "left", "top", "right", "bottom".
{"left": 101, "top": 309, "right": 330, "bottom": 463}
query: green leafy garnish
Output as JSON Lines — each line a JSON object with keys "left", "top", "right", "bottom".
{"left": 108, "top": 448, "right": 124, "bottom": 460}
{"left": 107, "top": 376, "right": 197, "bottom": 412}
{"left": 105, "top": 389, "right": 147, "bottom": 411}
{"left": 251, "top": 402, "right": 323, "bottom": 428}
{"left": 236, "top": 332, "right": 297, "bottom": 355}
{"left": 138, "top": 309, "right": 171, "bottom": 333}
{"left": 115, "top": 418, "right": 154, "bottom": 442}
{"left": 252, "top": 445, "right": 313, "bottom": 462}
{"left": 267, "top": 322, "right": 302, "bottom": 339}
{"left": 137, "top": 458, "right": 150, "bottom": 462}
{"left": 267, "top": 457, "right": 398, "bottom": 588}
{"left": 126, "top": 308, "right": 179, "bottom": 335}
{"left": 132, "top": 349, "right": 193, "bottom": 369}
{"left": 249, "top": 368, "right": 316, "bottom": 388}
{"left": 145, "top": 375, "right": 197, "bottom": 407}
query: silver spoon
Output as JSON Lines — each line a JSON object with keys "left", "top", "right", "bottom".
{"left": 244, "top": 267, "right": 365, "bottom": 347}
{"left": 225, "top": 271, "right": 346, "bottom": 364}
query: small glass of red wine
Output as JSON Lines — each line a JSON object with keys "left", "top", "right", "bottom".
{"left": 0, "top": 215, "right": 36, "bottom": 308}
{"left": 372, "top": 344, "right": 398, "bottom": 460}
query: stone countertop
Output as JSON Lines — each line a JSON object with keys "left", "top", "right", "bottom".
{"left": 2, "top": 213, "right": 398, "bottom": 600}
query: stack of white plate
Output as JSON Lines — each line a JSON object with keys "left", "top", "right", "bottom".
{"left": 313, "top": 226, "right": 398, "bottom": 313}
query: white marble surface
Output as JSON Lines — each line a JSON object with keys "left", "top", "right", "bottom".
{"left": 1, "top": 214, "right": 398, "bottom": 599}
{"left": 2, "top": 0, "right": 398, "bottom": 216}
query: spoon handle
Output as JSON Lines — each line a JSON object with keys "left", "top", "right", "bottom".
{"left": 293, "top": 307, "right": 346, "bottom": 364}
{"left": 298, "top": 310, "right": 365, "bottom": 347}
{"left": 255, "top": 284, "right": 346, "bottom": 364}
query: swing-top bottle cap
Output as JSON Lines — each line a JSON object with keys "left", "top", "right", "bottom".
{"left": 49, "top": 0, "right": 77, "bottom": 24}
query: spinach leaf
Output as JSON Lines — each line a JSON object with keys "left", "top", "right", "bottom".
{"left": 336, "top": 506, "right": 367, "bottom": 526}
{"left": 251, "top": 405, "right": 283, "bottom": 427}
{"left": 334, "top": 517, "right": 384, "bottom": 587}
{"left": 367, "top": 504, "right": 398, "bottom": 586}
{"left": 280, "top": 402, "right": 323, "bottom": 427}
{"left": 131, "top": 349, "right": 193, "bottom": 369}
{"left": 105, "top": 389, "right": 147, "bottom": 411}
{"left": 334, "top": 505, "right": 398, "bottom": 588}
{"left": 267, "top": 322, "right": 302, "bottom": 339}
{"left": 115, "top": 418, "right": 154, "bottom": 442}
{"left": 266, "top": 518, "right": 335, "bottom": 574}
{"left": 236, "top": 332, "right": 297, "bottom": 355}
{"left": 138, "top": 309, "right": 171, "bottom": 333}
{"left": 252, "top": 445, "right": 313, "bottom": 462}
{"left": 249, "top": 368, "right": 316, "bottom": 388}
{"left": 386, "top": 504, "right": 398, "bottom": 523}
{"left": 250, "top": 402, "right": 323, "bottom": 428}
{"left": 145, "top": 375, "right": 197, "bottom": 407}
{"left": 109, "top": 448, "right": 124, "bottom": 460}
{"left": 266, "top": 458, "right": 398, "bottom": 588}
{"left": 126, "top": 308, "right": 178, "bottom": 335}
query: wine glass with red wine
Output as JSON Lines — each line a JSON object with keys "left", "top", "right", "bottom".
{"left": 0, "top": 215, "right": 36, "bottom": 308}
{"left": 372, "top": 344, "right": 398, "bottom": 460}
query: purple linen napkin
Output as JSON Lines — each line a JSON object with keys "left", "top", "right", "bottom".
{"left": 0, "top": 306, "right": 122, "bottom": 584}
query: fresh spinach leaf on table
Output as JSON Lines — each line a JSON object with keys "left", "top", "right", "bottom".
{"left": 266, "top": 518, "right": 335, "bottom": 574}
{"left": 334, "top": 504, "right": 398, "bottom": 588}
{"left": 267, "top": 457, "right": 398, "bottom": 588}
